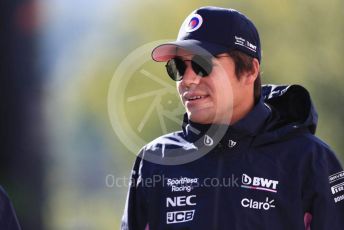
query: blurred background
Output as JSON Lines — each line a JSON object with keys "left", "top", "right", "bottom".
{"left": 1, "top": 0, "right": 343, "bottom": 229}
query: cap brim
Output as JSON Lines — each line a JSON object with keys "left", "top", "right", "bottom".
{"left": 151, "top": 39, "right": 229, "bottom": 62}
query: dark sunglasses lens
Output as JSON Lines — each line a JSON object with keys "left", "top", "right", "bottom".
{"left": 166, "top": 58, "right": 185, "bottom": 81}
{"left": 191, "top": 55, "right": 212, "bottom": 77}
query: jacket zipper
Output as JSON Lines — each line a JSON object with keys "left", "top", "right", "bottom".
{"left": 212, "top": 143, "right": 225, "bottom": 229}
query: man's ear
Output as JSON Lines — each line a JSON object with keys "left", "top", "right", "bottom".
{"left": 243, "top": 58, "right": 260, "bottom": 85}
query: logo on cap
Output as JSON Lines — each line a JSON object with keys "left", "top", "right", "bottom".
{"left": 185, "top": 14, "right": 203, "bottom": 32}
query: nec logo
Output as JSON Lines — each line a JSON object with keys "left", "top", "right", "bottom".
{"left": 241, "top": 174, "right": 279, "bottom": 193}
{"left": 166, "top": 195, "right": 196, "bottom": 207}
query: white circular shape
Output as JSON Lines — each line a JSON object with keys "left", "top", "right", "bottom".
{"left": 108, "top": 40, "right": 233, "bottom": 165}
{"left": 185, "top": 14, "right": 203, "bottom": 32}
{"left": 108, "top": 40, "right": 172, "bottom": 155}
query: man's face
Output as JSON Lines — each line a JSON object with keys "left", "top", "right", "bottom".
{"left": 176, "top": 53, "right": 248, "bottom": 124}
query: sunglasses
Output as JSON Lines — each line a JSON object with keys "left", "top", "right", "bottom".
{"left": 165, "top": 55, "right": 213, "bottom": 81}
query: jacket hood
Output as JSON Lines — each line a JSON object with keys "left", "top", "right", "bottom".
{"left": 182, "top": 84, "right": 318, "bottom": 147}
{"left": 254, "top": 84, "right": 318, "bottom": 145}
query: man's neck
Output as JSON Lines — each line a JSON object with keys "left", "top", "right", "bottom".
{"left": 229, "top": 97, "right": 255, "bottom": 125}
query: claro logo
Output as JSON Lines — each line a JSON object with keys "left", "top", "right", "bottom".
{"left": 241, "top": 174, "right": 279, "bottom": 193}
{"left": 241, "top": 197, "right": 276, "bottom": 210}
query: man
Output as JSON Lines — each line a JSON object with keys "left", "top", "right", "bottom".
{"left": 121, "top": 6, "right": 344, "bottom": 230}
{"left": 0, "top": 185, "right": 21, "bottom": 230}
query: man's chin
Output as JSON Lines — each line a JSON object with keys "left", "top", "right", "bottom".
{"left": 187, "top": 110, "right": 231, "bottom": 125}
{"left": 187, "top": 110, "right": 214, "bottom": 124}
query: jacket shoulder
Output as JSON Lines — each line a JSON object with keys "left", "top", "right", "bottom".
{"left": 143, "top": 131, "right": 196, "bottom": 152}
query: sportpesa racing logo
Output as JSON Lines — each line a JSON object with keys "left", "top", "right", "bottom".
{"left": 166, "top": 177, "right": 198, "bottom": 192}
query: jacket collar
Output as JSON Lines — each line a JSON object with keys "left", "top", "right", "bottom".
{"left": 182, "top": 97, "right": 271, "bottom": 145}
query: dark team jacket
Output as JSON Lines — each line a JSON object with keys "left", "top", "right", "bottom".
{"left": 0, "top": 186, "right": 21, "bottom": 230}
{"left": 121, "top": 85, "right": 344, "bottom": 230}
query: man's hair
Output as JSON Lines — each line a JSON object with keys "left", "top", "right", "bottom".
{"left": 227, "top": 50, "right": 261, "bottom": 103}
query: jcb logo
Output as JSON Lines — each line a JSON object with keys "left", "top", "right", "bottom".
{"left": 166, "top": 195, "right": 196, "bottom": 207}
{"left": 166, "top": 210, "right": 195, "bottom": 224}
{"left": 241, "top": 174, "right": 279, "bottom": 193}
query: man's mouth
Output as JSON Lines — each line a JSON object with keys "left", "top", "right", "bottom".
{"left": 187, "top": 95, "right": 207, "bottom": 101}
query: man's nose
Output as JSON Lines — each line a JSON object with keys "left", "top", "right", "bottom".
{"left": 181, "top": 63, "right": 201, "bottom": 87}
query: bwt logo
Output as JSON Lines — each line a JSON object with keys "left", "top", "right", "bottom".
{"left": 241, "top": 174, "right": 279, "bottom": 193}
{"left": 166, "top": 195, "right": 197, "bottom": 207}
{"left": 167, "top": 210, "right": 195, "bottom": 224}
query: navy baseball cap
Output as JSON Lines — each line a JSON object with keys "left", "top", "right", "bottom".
{"left": 151, "top": 6, "right": 261, "bottom": 63}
